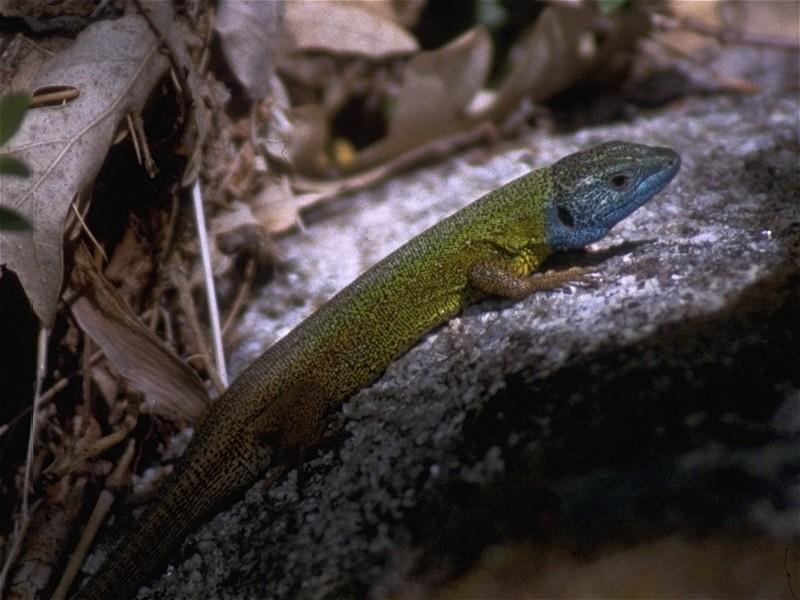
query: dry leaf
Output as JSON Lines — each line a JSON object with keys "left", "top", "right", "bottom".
{"left": 216, "top": 174, "right": 319, "bottom": 238}
{"left": 353, "top": 26, "right": 491, "bottom": 171}
{"left": 0, "top": 16, "right": 169, "bottom": 325}
{"left": 395, "top": 0, "right": 427, "bottom": 27}
{"left": 661, "top": 0, "right": 797, "bottom": 53}
{"left": 656, "top": 0, "right": 720, "bottom": 53}
{"left": 723, "top": 0, "right": 799, "bottom": 39}
{"left": 283, "top": 0, "right": 418, "bottom": 59}
{"left": 215, "top": 0, "right": 284, "bottom": 101}
{"left": 252, "top": 174, "right": 319, "bottom": 234}
{"left": 70, "top": 248, "right": 208, "bottom": 423}
{"left": 478, "top": 4, "right": 600, "bottom": 122}
{"left": 347, "top": 0, "right": 400, "bottom": 23}
{"left": 348, "top": 0, "right": 421, "bottom": 25}
{"left": 260, "top": 73, "right": 294, "bottom": 166}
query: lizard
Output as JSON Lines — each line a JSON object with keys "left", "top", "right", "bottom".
{"left": 75, "top": 140, "right": 680, "bottom": 599}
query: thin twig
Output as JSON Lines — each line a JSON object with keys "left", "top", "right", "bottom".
{"left": 51, "top": 440, "right": 136, "bottom": 600}
{"left": 161, "top": 306, "right": 175, "bottom": 346}
{"left": 172, "top": 265, "right": 224, "bottom": 392}
{"left": 161, "top": 193, "right": 180, "bottom": 260}
{"left": 169, "top": 67, "right": 182, "bottom": 95}
{"left": 26, "top": 325, "right": 47, "bottom": 534}
{"left": 129, "top": 109, "right": 158, "bottom": 177}
{"left": 20, "top": 35, "right": 56, "bottom": 57}
{"left": 44, "top": 413, "right": 137, "bottom": 479}
{"left": 192, "top": 181, "right": 228, "bottom": 387}
{"left": 71, "top": 202, "right": 109, "bottom": 263}
{"left": 196, "top": 5, "right": 214, "bottom": 76}
{"left": 29, "top": 87, "right": 79, "bottom": 108}
{"left": 43, "top": 405, "right": 137, "bottom": 480}
{"left": 222, "top": 258, "right": 255, "bottom": 337}
{"left": 126, "top": 113, "right": 142, "bottom": 165}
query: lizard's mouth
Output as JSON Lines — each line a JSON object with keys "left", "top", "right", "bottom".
{"left": 638, "top": 149, "right": 681, "bottom": 199}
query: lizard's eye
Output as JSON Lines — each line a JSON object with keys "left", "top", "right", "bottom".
{"left": 557, "top": 206, "right": 575, "bottom": 227}
{"left": 608, "top": 172, "right": 633, "bottom": 191}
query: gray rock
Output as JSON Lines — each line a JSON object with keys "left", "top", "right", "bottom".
{"left": 135, "top": 55, "right": 799, "bottom": 598}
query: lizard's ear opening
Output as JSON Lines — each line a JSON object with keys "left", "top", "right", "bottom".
{"left": 557, "top": 206, "right": 575, "bottom": 227}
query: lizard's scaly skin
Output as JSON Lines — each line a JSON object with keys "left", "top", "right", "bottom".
{"left": 77, "top": 141, "right": 679, "bottom": 599}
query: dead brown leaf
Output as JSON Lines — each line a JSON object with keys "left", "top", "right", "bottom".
{"left": 477, "top": 3, "right": 600, "bottom": 122}
{"left": 0, "top": 15, "right": 169, "bottom": 326}
{"left": 659, "top": 0, "right": 798, "bottom": 53}
{"left": 722, "top": 0, "right": 799, "bottom": 40}
{"left": 70, "top": 247, "right": 208, "bottom": 424}
{"left": 656, "top": 0, "right": 719, "bottom": 54}
{"left": 368, "top": 0, "right": 427, "bottom": 28}
{"left": 213, "top": 174, "right": 320, "bottom": 239}
{"left": 252, "top": 175, "right": 320, "bottom": 234}
{"left": 353, "top": 26, "right": 491, "bottom": 171}
{"left": 350, "top": 0, "right": 426, "bottom": 27}
{"left": 215, "top": 0, "right": 284, "bottom": 101}
{"left": 283, "top": 0, "right": 418, "bottom": 59}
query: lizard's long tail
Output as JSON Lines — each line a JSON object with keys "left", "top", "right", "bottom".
{"left": 74, "top": 415, "right": 268, "bottom": 600}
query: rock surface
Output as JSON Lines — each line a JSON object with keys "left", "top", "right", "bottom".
{"left": 114, "top": 47, "right": 798, "bottom": 599}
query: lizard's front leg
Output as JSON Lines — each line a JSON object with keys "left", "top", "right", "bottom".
{"left": 468, "top": 259, "right": 592, "bottom": 300}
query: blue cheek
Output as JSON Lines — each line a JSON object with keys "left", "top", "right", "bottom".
{"left": 544, "top": 205, "right": 608, "bottom": 251}
{"left": 636, "top": 166, "right": 679, "bottom": 201}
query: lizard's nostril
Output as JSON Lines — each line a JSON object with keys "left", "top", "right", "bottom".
{"left": 665, "top": 151, "right": 680, "bottom": 169}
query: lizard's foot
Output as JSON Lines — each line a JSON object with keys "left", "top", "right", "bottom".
{"left": 470, "top": 260, "right": 599, "bottom": 299}
{"left": 533, "top": 265, "right": 600, "bottom": 291}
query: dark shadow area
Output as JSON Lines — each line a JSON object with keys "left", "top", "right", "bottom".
{"left": 0, "top": 270, "right": 38, "bottom": 535}
{"left": 541, "top": 238, "right": 654, "bottom": 271}
{"left": 544, "top": 68, "right": 698, "bottom": 134}
{"left": 0, "top": 270, "right": 37, "bottom": 424}
{"left": 413, "top": 0, "right": 543, "bottom": 82}
{"left": 408, "top": 260, "right": 800, "bottom": 589}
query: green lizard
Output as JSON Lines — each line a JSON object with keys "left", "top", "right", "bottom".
{"left": 76, "top": 141, "right": 680, "bottom": 599}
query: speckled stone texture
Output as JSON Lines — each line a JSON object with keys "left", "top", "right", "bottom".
{"left": 108, "top": 47, "right": 798, "bottom": 599}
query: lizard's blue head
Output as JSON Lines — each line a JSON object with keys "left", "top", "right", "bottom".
{"left": 545, "top": 141, "right": 680, "bottom": 250}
